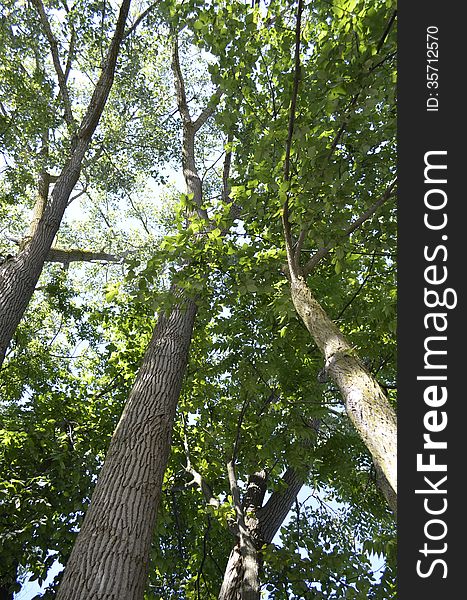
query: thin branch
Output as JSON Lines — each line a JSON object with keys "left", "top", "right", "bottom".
{"left": 193, "top": 88, "right": 221, "bottom": 133}
{"left": 31, "top": 0, "right": 75, "bottom": 127}
{"left": 222, "top": 133, "right": 233, "bottom": 204}
{"left": 377, "top": 10, "right": 397, "bottom": 53}
{"left": 201, "top": 149, "right": 225, "bottom": 182}
{"left": 172, "top": 36, "right": 192, "bottom": 125}
{"left": 196, "top": 517, "right": 212, "bottom": 600}
{"left": 336, "top": 252, "right": 376, "bottom": 320}
{"left": 327, "top": 93, "right": 359, "bottom": 159}
{"left": 302, "top": 178, "right": 396, "bottom": 276}
{"left": 182, "top": 418, "right": 219, "bottom": 507}
{"left": 281, "top": 0, "right": 304, "bottom": 280}
{"left": 231, "top": 396, "right": 250, "bottom": 464}
{"left": 101, "top": 147, "right": 152, "bottom": 235}
{"left": 123, "top": 2, "right": 158, "bottom": 39}
{"left": 64, "top": 25, "right": 76, "bottom": 84}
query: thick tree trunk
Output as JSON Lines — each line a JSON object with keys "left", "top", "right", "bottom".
{"left": 289, "top": 274, "right": 397, "bottom": 510}
{"left": 218, "top": 543, "right": 260, "bottom": 600}
{"left": 0, "top": 0, "right": 131, "bottom": 367}
{"left": 219, "top": 469, "right": 305, "bottom": 600}
{"left": 0, "top": 560, "right": 17, "bottom": 600}
{"left": 56, "top": 296, "right": 197, "bottom": 600}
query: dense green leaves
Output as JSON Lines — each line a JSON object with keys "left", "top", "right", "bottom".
{"left": 1, "top": 0, "right": 397, "bottom": 597}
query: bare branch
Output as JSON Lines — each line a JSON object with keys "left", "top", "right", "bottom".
{"left": 172, "top": 36, "right": 192, "bottom": 125}
{"left": 123, "top": 2, "right": 159, "bottom": 39}
{"left": 46, "top": 248, "right": 121, "bottom": 265}
{"left": 31, "top": 0, "right": 75, "bottom": 127}
{"left": 302, "top": 178, "right": 396, "bottom": 276}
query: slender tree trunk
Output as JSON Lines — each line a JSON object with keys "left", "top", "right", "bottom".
{"left": 289, "top": 274, "right": 397, "bottom": 510}
{"left": 0, "top": 0, "right": 131, "bottom": 367}
{"left": 56, "top": 296, "right": 197, "bottom": 600}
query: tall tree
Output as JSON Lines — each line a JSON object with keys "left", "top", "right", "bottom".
{"left": 193, "top": 0, "right": 398, "bottom": 507}
{"left": 54, "top": 32, "right": 222, "bottom": 600}
{"left": 0, "top": 0, "right": 132, "bottom": 365}
{"left": 0, "top": 1, "right": 398, "bottom": 598}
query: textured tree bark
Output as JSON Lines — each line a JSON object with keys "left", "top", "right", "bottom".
{"left": 56, "top": 296, "right": 198, "bottom": 600}
{"left": 0, "top": 0, "right": 131, "bottom": 367}
{"left": 218, "top": 469, "right": 305, "bottom": 600}
{"left": 289, "top": 274, "right": 397, "bottom": 510}
{"left": 56, "top": 37, "right": 218, "bottom": 600}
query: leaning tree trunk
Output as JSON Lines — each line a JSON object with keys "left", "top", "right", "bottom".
{"left": 56, "top": 296, "right": 197, "bottom": 600}
{"left": 219, "top": 469, "right": 304, "bottom": 600}
{"left": 290, "top": 274, "right": 397, "bottom": 510}
{"left": 0, "top": 0, "right": 131, "bottom": 367}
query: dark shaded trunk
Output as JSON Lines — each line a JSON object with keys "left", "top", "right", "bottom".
{"left": 0, "top": 560, "right": 17, "bottom": 600}
{"left": 56, "top": 296, "right": 197, "bottom": 600}
{"left": 0, "top": 0, "right": 131, "bottom": 367}
{"left": 219, "top": 469, "right": 305, "bottom": 600}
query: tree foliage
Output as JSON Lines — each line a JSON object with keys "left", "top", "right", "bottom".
{"left": 0, "top": 0, "right": 397, "bottom": 598}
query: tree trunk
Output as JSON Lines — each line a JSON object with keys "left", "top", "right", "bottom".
{"left": 0, "top": 560, "right": 17, "bottom": 600}
{"left": 0, "top": 0, "right": 131, "bottom": 367}
{"left": 56, "top": 296, "right": 197, "bottom": 600}
{"left": 219, "top": 469, "right": 305, "bottom": 600}
{"left": 218, "top": 542, "right": 260, "bottom": 600}
{"left": 289, "top": 274, "right": 397, "bottom": 510}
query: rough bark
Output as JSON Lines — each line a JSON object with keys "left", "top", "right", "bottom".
{"left": 56, "top": 37, "right": 218, "bottom": 599}
{"left": 219, "top": 471, "right": 266, "bottom": 600}
{"left": 289, "top": 274, "right": 397, "bottom": 510}
{"left": 0, "top": 0, "right": 131, "bottom": 367}
{"left": 219, "top": 468, "right": 306, "bottom": 600}
{"left": 56, "top": 296, "right": 198, "bottom": 600}
{"left": 257, "top": 468, "right": 304, "bottom": 544}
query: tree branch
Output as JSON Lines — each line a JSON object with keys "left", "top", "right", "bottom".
{"left": 123, "top": 2, "right": 158, "bottom": 39}
{"left": 182, "top": 419, "right": 219, "bottom": 508}
{"left": 222, "top": 133, "right": 234, "bottom": 204}
{"left": 282, "top": 0, "right": 304, "bottom": 280}
{"left": 46, "top": 248, "right": 121, "bottom": 265}
{"left": 377, "top": 9, "right": 397, "bottom": 53}
{"left": 302, "top": 178, "right": 396, "bottom": 276}
{"left": 172, "top": 36, "right": 192, "bottom": 125}
{"left": 78, "top": 0, "right": 132, "bottom": 141}
{"left": 31, "top": 0, "right": 75, "bottom": 127}
{"left": 257, "top": 468, "right": 305, "bottom": 544}
{"left": 192, "top": 88, "right": 221, "bottom": 133}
